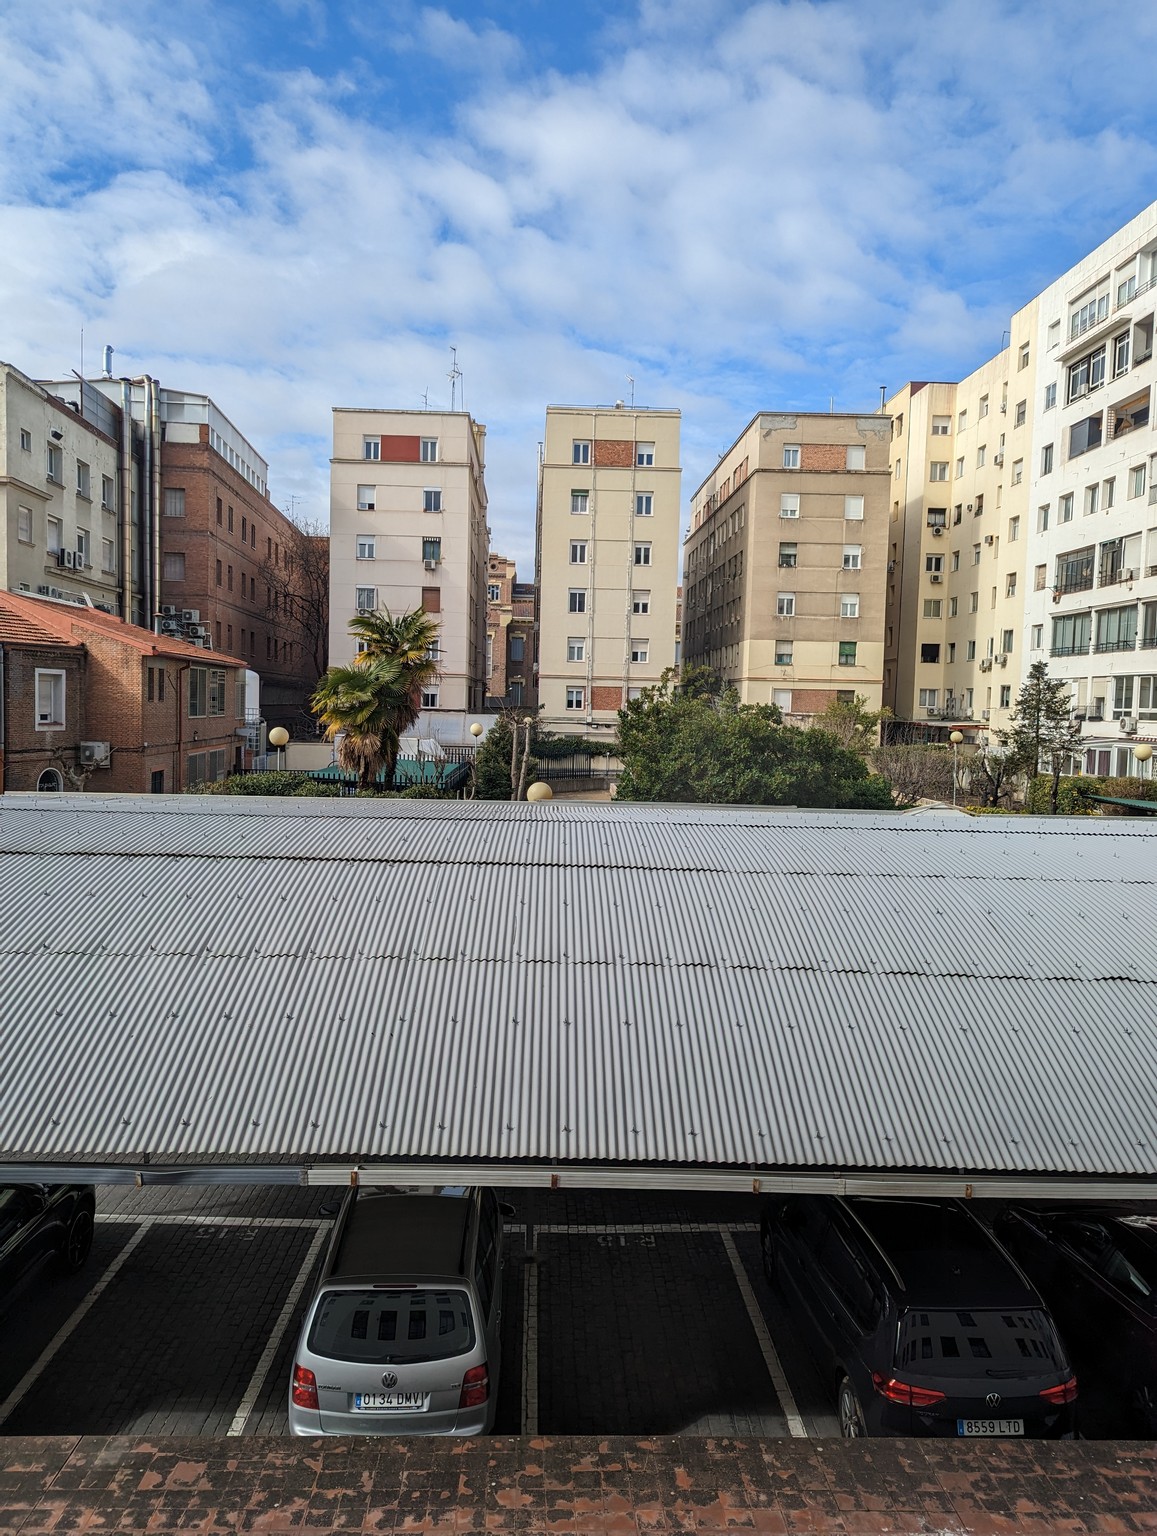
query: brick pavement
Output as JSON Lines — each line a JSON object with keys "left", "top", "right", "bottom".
{"left": 1, "top": 1435, "right": 1156, "bottom": 1534}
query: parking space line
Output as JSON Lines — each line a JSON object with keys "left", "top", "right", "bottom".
{"left": 720, "top": 1232, "right": 807, "bottom": 1439}
{"left": 521, "top": 1224, "right": 538, "bottom": 1435}
{"left": 225, "top": 1223, "right": 330, "bottom": 1436}
{"left": 535, "top": 1222, "right": 760, "bottom": 1235}
{"left": 96, "top": 1214, "right": 328, "bottom": 1229}
{"left": 0, "top": 1218, "right": 154, "bottom": 1427}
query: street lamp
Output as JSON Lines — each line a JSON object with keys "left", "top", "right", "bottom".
{"left": 268, "top": 725, "right": 289, "bottom": 770}
{"left": 469, "top": 721, "right": 483, "bottom": 739}
{"left": 526, "top": 781, "right": 553, "bottom": 802}
{"left": 1134, "top": 742, "right": 1153, "bottom": 781}
{"left": 949, "top": 730, "right": 964, "bottom": 809}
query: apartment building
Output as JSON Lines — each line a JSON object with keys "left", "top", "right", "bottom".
{"left": 485, "top": 553, "right": 535, "bottom": 708}
{"left": 885, "top": 302, "right": 1036, "bottom": 740}
{"left": 536, "top": 404, "right": 681, "bottom": 733}
{"left": 0, "top": 590, "right": 249, "bottom": 793}
{"left": 683, "top": 413, "right": 891, "bottom": 719}
{"left": 329, "top": 409, "right": 489, "bottom": 732}
{"left": 1, "top": 363, "right": 122, "bottom": 613}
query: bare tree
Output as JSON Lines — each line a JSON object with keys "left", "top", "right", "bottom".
{"left": 871, "top": 743, "right": 955, "bottom": 807}
{"left": 262, "top": 517, "right": 329, "bottom": 689}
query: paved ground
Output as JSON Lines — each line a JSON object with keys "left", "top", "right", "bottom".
{"left": 2, "top": 1434, "right": 1156, "bottom": 1533}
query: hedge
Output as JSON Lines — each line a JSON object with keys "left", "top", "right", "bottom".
{"left": 1025, "top": 774, "right": 1157, "bottom": 816}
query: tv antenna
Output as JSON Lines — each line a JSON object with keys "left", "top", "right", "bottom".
{"left": 626, "top": 374, "right": 635, "bottom": 407}
{"left": 448, "top": 347, "right": 462, "bottom": 411}
{"left": 421, "top": 388, "right": 430, "bottom": 409}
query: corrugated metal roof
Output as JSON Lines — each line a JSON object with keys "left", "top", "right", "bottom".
{"left": 1, "top": 794, "right": 1155, "bottom": 1179}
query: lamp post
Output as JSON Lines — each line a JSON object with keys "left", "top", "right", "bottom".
{"left": 949, "top": 730, "right": 964, "bottom": 808}
{"left": 466, "top": 721, "right": 484, "bottom": 799}
{"left": 1134, "top": 742, "right": 1153, "bottom": 781}
{"left": 268, "top": 725, "right": 289, "bottom": 771}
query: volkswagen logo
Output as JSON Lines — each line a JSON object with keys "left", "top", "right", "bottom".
{"left": 985, "top": 1392, "right": 1001, "bottom": 1409}
{"left": 382, "top": 1370, "right": 398, "bottom": 1389}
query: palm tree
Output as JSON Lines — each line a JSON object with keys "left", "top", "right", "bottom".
{"left": 312, "top": 609, "right": 442, "bottom": 790}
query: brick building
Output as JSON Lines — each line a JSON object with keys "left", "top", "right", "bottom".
{"left": 485, "top": 554, "right": 536, "bottom": 707}
{"left": 0, "top": 591, "right": 249, "bottom": 793}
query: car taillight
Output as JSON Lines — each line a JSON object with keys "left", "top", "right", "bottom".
{"left": 292, "top": 1363, "right": 319, "bottom": 1410}
{"left": 871, "top": 1372, "right": 946, "bottom": 1407}
{"left": 459, "top": 1363, "right": 489, "bottom": 1409}
{"left": 1040, "top": 1376, "right": 1078, "bottom": 1406}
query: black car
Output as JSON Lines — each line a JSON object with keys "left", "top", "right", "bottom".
{"left": 0, "top": 1184, "right": 96, "bottom": 1306}
{"left": 992, "top": 1205, "right": 1157, "bottom": 1437}
{"left": 761, "top": 1195, "right": 1076, "bottom": 1438}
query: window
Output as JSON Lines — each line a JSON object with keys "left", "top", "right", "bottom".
{"left": 955, "top": 457, "right": 965, "bottom": 478}
{"left": 773, "top": 688, "right": 792, "bottom": 710}
{"left": 102, "top": 537, "right": 115, "bottom": 573}
{"left": 841, "top": 593, "right": 860, "bottom": 618}
{"left": 1012, "top": 400, "right": 1026, "bottom": 428}
{"left": 635, "top": 493, "right": 653, "bottom": 517}
{"left": 356, "top": 536, "right": 375, "bottom": 560}
{"left": 1070, "top": 288, "right": 1109, "bottom": 339}
{"left": 1001, "top": 629, "right": 1014, "bottom": 654}
{"left": 930, "top": 462, "right": 948, "bottom": 481}
{"left": 422, "top": 537, "right": 441, "bottom": 563}
{"left": 571, "top": 490, "right": 589, "bottom": 515}
{"left": 932, "top": 416, "right": 951, "bottom": 436}
{"left": 1114, "top": 330, "right": 1131, "bottom": 377}
{"left": 842, "top": 544, "right": 862, "bottom": 570}
{"left": 146, "top": 664, "right": 166, "bottom": 703}
{"left": 163, "top": 552, "right": 185, "bottom": 580}
{"left": 838, "top": 641, "right": 857, "bottom": 667}
{"left": 1006, "top": 572, "right": 1017, "bottom": 597}
{"left": 1031, "top": 624, "right": 1044, "bottom": 649}
{"left": 633, "top": 589, "right": 651, "bottom": 615}
{"left": 1051, "top": 612, "right": 1091, "bottom": 656}
{"left": 101, "top": 474, "right": 115, "bottom": 511}
{"left": 420, "top": 438, "right": 438, "bottom": 463}
{"left": 355, "top": 586, "right": 377, "bottom": 613}
{"left": 926, "top": 554, "right": 944, "bottom": 574}
{"left": 631, "top": 642, "right": 649, "bottom": 664}
{"left": 363, "top": 437, "right": 380, "bottom": 460}
{"left": 923, "top": 599, "right": 942, "bottom": 618}
{"left": 1044, "top": 382, "right": 1057, "bottom": 411}
{"left": 977, "top": 445, "right": 986, "bottom": 468}
{"left": 894, "top": 458, "right": 902, "bottom": 478}
{"left": 920, "top": 643, "right": 941, "bottom": 664}
{"left": 572, "top": 440, "right": 591, "bottom": 465}
{"left": 1019, "top": 343, "right": 1030, "bottom": 370}
{"left": 979, "top": 395, "right": 989, "bottom": 418}
{"left": 46, "top": 442, "right": 63, "bottom": 482}
{"left": 972, "top": 544, "right": 981, "bottom": 565}
{"left": 919, "top": 688, "right": 939, "bottom": 709}
{"left": 1130, "top": 464, "right": 1147, "bottom": 499}
{"left": 47, "top": 515, "right": 62, "bottom": 554}
{"left": 969, "top": 592, "right": 979, "bottom": 613}
{"left": 568, "top": 589, "right": 586, "bottom": 613}
{"left": 188, "top": 668, "right": 207, "bottom": 717}
{"left": 1038, "top": 504, "right": 1050, "bottom": 533}
{"left": 1069, "top": 413, "right": 1104, "bottom": 457}
{"left": 778, "top": 542, "right": 797, "bottom": 568}
{"left": 565, "top": 687, "right": 584, "bottom": 710}
{"left": 947, "top": 642, "right": 956, "bottom": 662}
{"left": 779, "top": 492, "right": 800, "bottom": 519}
{"left": 927, "top": 507, "right": 947, "bottom": 528}
{"left": 19, "top": 428, "right": 31, "bottom": 452}
{"left": 782, "top": 444, "right": 800, "bottom": 468}
{"left": 1009, "top": 516, "right": 1020, "bottom": 542}
{"left": 423, "top": 488, "right": 442, "bottom": 512}
{"left": 634, "top": 543, "right": 652, "bottom": 566}
{"left": 1104, "top": 476, "right": 1116, "bottom": 509}
{"left": 636, "top": 442, "right": 654, "bottom": 466}
{"left": 846, "top": 444, "right": 866, "bottom": 469}
{"left": 421, "top": 586, "right": 440, "bottom": 614}
{"left": 357, "top": 485, "right": 375, "bottom": 510}
{"left": 777, "top": 593, "right": 796, "bottom": 616}
{"left": 567, "top": 637, "right": 585, "bottom": 662}
{"left": 1011, "top": 458, "right": 1023, "bottom": 485}
{"left": 951, "top": 550, "right": 960, "bottom": 572}
{"left": 421, "top": 689, "right": 439, "bottom": 708}
{"left": 966, "top": 640, "right": 976, "bottom": 660}
{"left": 974, "top": 493, "right": 984, "bottom": 515}
{"left": 227, "top": 564, "right": 233, "bottom": 590}
{"left": 17, "top": 505, "right": 32, "bottom": 543}
{"left": 958, "top": 409, "right": 968, "bottom": 430}
{"left": 227, "top": 506, "right": 234, "bottom": 531}
{"left": 1095, "top": 605, "right": 1137, "bottom": 652}
{"left": 35, "top": 669, "right": 65, "bottom": 728}
{"left": 844, "top": 494, "right": 864, "bottom": 520}
{"left": 73, "top": 460, "right": 91, "bottom": 500}
{"left": 1085, "top": 483, "right": 1099, "bottom": 517}
{"left": 76, "top": 528, "right": 89, "bottom": 567}
{"left": 570, "top": 540, "right": 587, "bottom": 564}
{"left": 1041, "top": 443, "right": 1053, "bottom": 475}
{"left": 774, "top": 641, "right": 793, "bottom": 665}
{"left": 216, "top": 497, "right": 223, "bottom": 525}
{"left": 241, "top": 516, "right": 247, "bottom": 542}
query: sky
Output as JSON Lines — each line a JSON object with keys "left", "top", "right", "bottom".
{"left": 3, "top": 0, "right": 1157, "bottom": 571}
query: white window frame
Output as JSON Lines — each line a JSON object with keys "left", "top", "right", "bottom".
{"left": 19, "top": 428, "right": 31, "bottom": 452}
{"left": 572, "top": 440, "right": 591, "bottom": 465}
{"left": 76, "top": 528, "right": 89, "bottom": 567}
{"left": 777, "top": 593, "right": 796, "bottom": 617}
{"left": 569, "top": 540, "right": 588, "bottom": 564}
{"left": 844, "top": 494, "right": 864, "bottom": 520}
{"left": 774, "top": 641, "right": 793, "bottom": 665}
{"left": 630, "top": 642, "right": 649, "bottom": 664}
{"left": 841, "top": 593, "right": 861, "bottom": 618}
{"left": 35, "top": 668, "right": 66, "bottom": 730}
{"left": 931, "top": 416, "right": 951, "bottom": 436}
{"left": 635, "top": 492, "right": 653, "bottom": 517}
{"left": 356, "top": 536, "right": 376, "bottom": 560}
{"left": 565, "top": 686, "right": 585, "bottom": 710}
{"left": 568, "top": 589, "right": 587, "bottom": 613}
{"left": 930, "top": 462, "right": 948, "bottom": 482}
{"left": 633, "top": 543, "right": 652, "bottom": 566}
{"left": 17, "top": 505, "right": 33, "bottom": 544}
{"left": 420, "top": 438, "right": 438, "bottom": 463}
{"left": 779, "top": 492, "right": 800, "bottom": 519}
{"left": 363, "top": 437, "right": 380, "bottom": 461}
{"left": 782, "top": 444, "right": 800, "bottom": 469}
{"left": 355, "top": 586, "right": 377, "bottom": 613}
{"left": 423, "top": 488, "right": 442, "bottom": 512}
{"left": 842, "top": 544, "right": 862, "bottom": 570}
{"left": 846, "top": 444, "right": 866, "bottom": 469}
{"left": 636, "top": 443, "right": 655, "bottom": 466}
{"left": 421, "top": 689, "right": 440, "bottom": 709}
{"left": 632, "top": 592, "right": 650, "bottom": 614}
{"left": 571, "top": 490, "right": 589, "bottom": 515}
{"left": 357, "top": 485, "right": 375, "bottom": 510}
{"left": 567, "top": 637, "right": 586, "bottom": 663}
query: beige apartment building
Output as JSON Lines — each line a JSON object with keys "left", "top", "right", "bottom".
{"left": 329, "top": 409, "right": 489, "bottom": 736}
{"left": 682, "top": 413, "right": 891, "bottom": 719}
{"left": 885, "top": 302, "right": 1036, "bottom": 740}
{"left": 535, "top": 404, "right": 681, "bottom": 733}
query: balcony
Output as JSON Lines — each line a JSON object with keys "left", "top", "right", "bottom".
{"left": 1055, "top": 573, "right": 1094, "bottom": 594}
{"left": 1050, "top": 643, "right": 1091, "bottom": 657}
{"left": 1092, "top": 638, "right": 1136, "bottom": 653}
{"left": 1114, "top": 273, "right": 1157, "bottom": 312}
{"left": 1141, "top": 635, "right": 1157, "bottom": 650}
{"left": 1110, "top": 395, "right": 1150, "bottom": 438}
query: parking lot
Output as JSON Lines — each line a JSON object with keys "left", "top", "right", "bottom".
{"left": 0, "top": 1183, "right": 841, "bottom": 1439}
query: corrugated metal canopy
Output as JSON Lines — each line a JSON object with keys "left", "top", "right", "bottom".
{"left": 1, "top": 793, "right": 1155, "bottom": 1188}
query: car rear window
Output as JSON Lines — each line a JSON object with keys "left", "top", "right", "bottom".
{"left": 308, "top": 1288, "right": 476, "bottom": 1363}
{"left": 895, "top": 1309, "right": 1065, "bottom": 1377}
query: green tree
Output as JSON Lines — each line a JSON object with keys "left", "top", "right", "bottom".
{"left": 1001, "top": 661, "right": 1085, "bottom": 813}
{"left": 813, "top": 694, "right": 889, "bottom": 756}
{"left": 473, "top": 708, "right": 540, "bottom": 800}
{"left": 615, "top": 676, "right": 893, "bottom": 808}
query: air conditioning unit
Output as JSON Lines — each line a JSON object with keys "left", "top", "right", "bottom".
{"left": 57, "top": 549, "right": 74, "bottom": 569}
{"left": 1120, "top": 568, "right": 1135, "bottom": 583}
{"left": 181, "top": 609, "right": 200, "bottom": 623}
{"left": 79, "top": 741, "right": 111, "bottom": 767}
{"left": 931, "top": 526, "right": 944, "bottom": 537}
{"left": 982, "top": 708, "right": 991, "bottom": 720}
{"left": 993, "top": 453, "right": 1004, "bottom": 467}
{"left": 1121, "top": 717, "right": 1138, "bottom": 734}
{"left": 997, "top": 653, "right": 1008, "bottom": 667}
{"left": 979, "top": 657, "right": 993, "bottom": 672}
{"left": 161, "top": 605, "right": 178, "bottom": 617}
{"left": 423, "top": 559, "right": 439, "bottom": 571}
{"left": 930, "top": 572, "right": 942, "bottom": 584}
{"left": 160, "top": 620, "right": 180, "bottom": 634}
{"left": 984, "top": 535, "right": 994, "bottom": 545}
{"left": 36, "top": 584, "right": 50, "bottom": 596}
{"left": 49, "top": 587, "right": 64, "bottom": 599}
{"left": 999, "top": 401, "right": 1007, "bottom": 413}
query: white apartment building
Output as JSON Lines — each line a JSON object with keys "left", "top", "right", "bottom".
{"left": 329, "top": 409, "right": 489, "bottom": 734}
{"left": 1, "top": 362, "right": 122, "bottom": 613}
{"left": 536, "top": 404, "right": 681, "bottom": 733}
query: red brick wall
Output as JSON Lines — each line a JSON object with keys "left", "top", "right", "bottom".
{"left": 379, "top": 436, "right": 421, "bottom": 462}
{"left": 592, "top": 684, "right": 622, "bottom": 711}
{"left": 788, "top": 688, "right": 846, "bottom": 714}
{"left": 0, "top": 644, "right": 86, "bottom": 790}
{"left": 799, "top": 443, "right": 849, "bottom": 472}
{"left": 594, "top": 439, "right": 634, "bottom": 468}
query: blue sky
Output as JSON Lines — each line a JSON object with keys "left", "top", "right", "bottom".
{"left": 2, "top": 0, "right": 1157, "bottom": 570}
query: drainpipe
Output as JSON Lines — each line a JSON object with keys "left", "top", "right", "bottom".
{"left": 119, "top": 380, "right": 134, "bottom": 623}
{"left": 174, "top": 659, "right": 190, "bottom": 792}
{"left": 148, "top": 377, "right": 163, "bottom": 631}
{"left": 0, "top": 647, "right": 6, "bottom": 794}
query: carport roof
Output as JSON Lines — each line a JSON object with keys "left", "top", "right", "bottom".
{"left": 1, "top": 793, "right": 1156, "bottom": 1191}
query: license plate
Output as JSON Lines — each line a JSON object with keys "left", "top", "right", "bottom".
{"left": 353, "top": 1391, "right": 430, "bottom": 1412}
{"left": 957, "top": 1418, "right": 1024, "bottom": 1436}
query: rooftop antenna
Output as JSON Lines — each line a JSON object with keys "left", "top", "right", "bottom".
{"left": 879, "top": 385, "right": 887, "bottom": 412}
{"left": 421, "top": 387, "right": 430, "bottom": 409}
{"left": 448, "top": 347, "right": 462, "bottom": 412}
{"left": 626, "top": 374, "right": 635, "bottom": 407}
{"left": 79, "top": 327, "right": 84, "bottom": 383}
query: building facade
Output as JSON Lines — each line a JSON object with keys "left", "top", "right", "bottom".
{"left": 485, "top": 553, "right": 535, "bottom": 708}
{"left": 536, "top": 404, "right": 681, "bottom": 733}
{"left": 329, "top": 409, "right": 489, "bottom": 734}
{"left": 683, "top": 413, "right": 891, "bottom": 720}
{"left": 0, "top": 591, "right": 249, "bottom": 793}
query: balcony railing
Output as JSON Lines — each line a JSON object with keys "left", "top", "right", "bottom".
{"left": 1141, "top": 635, "right": 1157, "bottom": 650}
{"left": 1092, "top": 638, "right": 1137, "bottom": 653}
{"left": 1115, "top": 273, "right": 1157, "bottom": 312}
{"left": 1055, "top": 573, "right": 1094, "bottom": 594}
{"left": 1050, "top": 643, "right": 1090, "bottom": 657}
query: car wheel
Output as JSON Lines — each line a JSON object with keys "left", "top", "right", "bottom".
{"left": 837, "top": 1375, "right": 867, "bottom": 1438}
{"left": 61, "top": 1204, "right": 95, "bottom": 1272}
{"left": 760, "top": 1227, "right": 778, "bottom": 1288}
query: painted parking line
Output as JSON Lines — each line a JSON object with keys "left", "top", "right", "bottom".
{"left": 720, "top": 1232, "right": 807, "bottom": 1438}
{"left": 521, "top": 1223, "right": 538, "bottom": 1435}
{"left": 226, "top": 1223, "right": 331, "bottom": 1436}
{"left": 535, "top": 1222, "right": 760, "bottom": 1235}
{"left": 0, "top": 1219, "right": 154, "bottom": 1427}
{"left": 96, "top": 1214, "right": 329, "bottom": 1230}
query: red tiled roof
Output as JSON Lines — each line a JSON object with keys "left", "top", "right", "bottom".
{"left": 0, "top": 591, "right": 247, "bottom": 667}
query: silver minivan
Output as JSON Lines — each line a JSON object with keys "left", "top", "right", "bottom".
{"left": 288, "top": 1186, "right": 509, "bottom": 1436}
